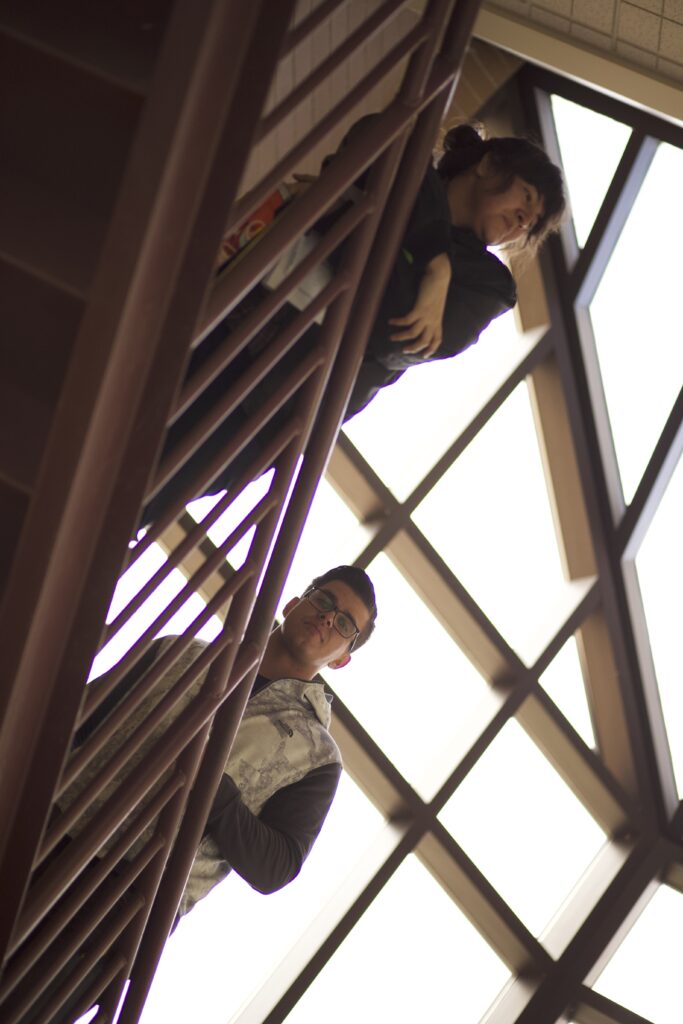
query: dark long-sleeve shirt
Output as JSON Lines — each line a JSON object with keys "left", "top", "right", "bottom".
{"left": 206, "top": 757, "right": 341, "bottom": 894}
{"left": 79, "top": 653, "right": 341, "bottom": 897}
{"left": 143, "top": 123, "right": 517, "bottom": 524}
{"left": 343, "top": 163, "right": 517, "bottom": 419}
{"left": 204, "top": 671, "right": 341, "bottom": 894}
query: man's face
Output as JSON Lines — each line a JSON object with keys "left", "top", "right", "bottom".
{"left": 279, "top": 579, "right": 371, "bottom": 675}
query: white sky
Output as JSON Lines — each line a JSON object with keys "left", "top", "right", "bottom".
{"left": 77, "top": 92, "right": 681, "bottom": 1024}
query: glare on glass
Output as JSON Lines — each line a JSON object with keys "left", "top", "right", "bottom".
{"left": 327, "top": 551, "right": 488, "bottom": 799}
{"left": 413, "top": 382, "right": 567, "bottom": 663}
{"left": 550, "top": 94, "right": 631, "bottom": 248}
{"left": 283, "top": 854, "right": 510, "bottom": 1024}
{"left": 589, "top": 142, "right": 683, "bottom": 503}
{"left": 439, "top": 717, "right": 606, "bottom": 936}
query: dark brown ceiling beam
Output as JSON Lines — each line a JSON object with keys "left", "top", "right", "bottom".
{"left": 521, "top": 64, "right": 683, "bottom": 150}
{"left": 0, "top": 0, "right": 172, "bottom": 95}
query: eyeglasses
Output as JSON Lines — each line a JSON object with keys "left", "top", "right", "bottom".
{"left": 303, "top": 587, "right": 360, "bottom": 649}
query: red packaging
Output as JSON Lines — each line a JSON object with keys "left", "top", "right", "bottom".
{"left": 216, "top": 184, "right": 291, "bottom": 271}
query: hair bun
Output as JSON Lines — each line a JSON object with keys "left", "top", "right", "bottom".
{"left": 436, "top": 122, "right": 487, "bottom": 179}
{"left": 442, "top": 123, "right": 485, "bottom": 152}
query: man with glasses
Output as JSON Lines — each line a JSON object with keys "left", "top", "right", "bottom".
{"left": 180, "top": 563, "right": 377, "bottom": 912}
{"left": 66, "top": 565, "right": 376, "bottom": 908}
{"left": 32, "top": 565, "right": 376, "bottom": 1023}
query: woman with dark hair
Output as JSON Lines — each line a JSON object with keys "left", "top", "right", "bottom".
{"left": 143, "top": 122, "right": 565, "bottom": 525}
{"left": 344, "top": 122, "right": 566, "bottom": 417}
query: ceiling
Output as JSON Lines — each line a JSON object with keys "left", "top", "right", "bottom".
{"left": 483, "top": 0, "right": 683, "bottom": 92}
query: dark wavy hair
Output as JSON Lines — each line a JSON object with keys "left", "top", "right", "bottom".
{"left": 436, "top": 123, "right": 566, "bottom": 256}
{"left": 310, "top": 565, "right": 377, "bottom": 651}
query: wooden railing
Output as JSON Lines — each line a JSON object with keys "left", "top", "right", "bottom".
{"left": 0, "top": 2, "right": 480, "bottom": 1020}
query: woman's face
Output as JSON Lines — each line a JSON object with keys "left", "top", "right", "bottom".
{"left": 456, "top": 161, "right": 545, "bottom": 247}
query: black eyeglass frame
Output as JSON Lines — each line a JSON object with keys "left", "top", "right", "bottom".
{"left": 303, "top": 586, "right": 361, "bottom": 651}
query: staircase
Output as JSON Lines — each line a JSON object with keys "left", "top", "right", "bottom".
{"left": 0, "top": 2, "right": 480, "bottom": 1020}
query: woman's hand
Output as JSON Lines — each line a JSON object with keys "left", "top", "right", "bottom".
{"left": 388, "top": 253, "right": 451, "bottom": 357}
